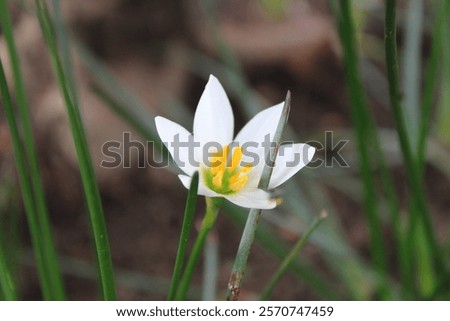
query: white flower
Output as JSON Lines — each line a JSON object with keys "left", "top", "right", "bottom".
{"left": 155, "top": 75, "right": 315, "bottom": 209}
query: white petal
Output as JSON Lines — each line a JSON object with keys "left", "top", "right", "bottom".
{"left": 155, "top": 116, "right": 198, "bottom": 176}
{"left": 178, "top": 175, "right": 220, "bottom": 198}
{"left": 268, "top": 143, "right": 315, "bottom": 189}
{"left": 226, "top": 188, "right": 276, "bottom": 209}
{"left": 235, "top": 102, "right": 284, "bottom": 145}
{"left": 235, "top": 102, "right": 284, "bottom": 176}
{"left": 193, "top": 75, "right": 234, "bottom": 149}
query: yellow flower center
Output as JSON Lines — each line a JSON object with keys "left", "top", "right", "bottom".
{"left": 203, "top": 145, "right": 252, "bottom": 195}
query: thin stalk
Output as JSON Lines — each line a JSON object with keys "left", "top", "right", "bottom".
{"left": 385, "top": 0, "right": 443, "bottom": 275}
{"left": 36, "top": 0, "right": 116, "bottom": 300}
{"left": 0, "top": 0, "right": 65, "bottom": 300}
{"left": 0, "top": 57, "right": 53, "bottom": 299}
{"left": 226, "top": 92, "right": 291, "bottom": 301}
{"left": 336, "top": 0, "right": 388, "bottom": 296}
{"left": 260, "top": 212, "right": 327, "bottom": 300}
{"left": 0, "top": 224, "right": 17, "bottom": 300}
{"left": 418, "top": 0, "right": 450, "bottom": 172}
{"left": 175, "top": 197, "right": 222, "bottom": 300}
{"left": 50, "top": 0, "right": 79, "bottom": 108}
{"left": 330, "top": 0, "right": 413, "bottom": 293}
{"left": 167, "top": 172, "right": 199, "bottom": 300}
{"left": 402, "top": 0, "right": 424, "bottom": 151}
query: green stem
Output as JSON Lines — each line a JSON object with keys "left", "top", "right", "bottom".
{"left": 36, "top": 0, "right": 116, "bottom": 300}
{"left": 175, "top": 197, "right": 222, "bottom": 300}
{"left": 167, "top": 172, "right": 199, "bottom": 300}
{"left": 0, "top": 224, "right": 17, "bottom": 300}
{"left": 0, "top": 0, "right": 65, "bottom": 300}
{"left": 418, "top": 0, "right": 450, "bottom": 173}
{"left": 336, "top": 0, "right": 388, "bottom": 296}
{"left": 385, "top": 0, "right": 443, "bottom": 277}
{"left": 260, "top": 213, "right": 327, "bottom": 300}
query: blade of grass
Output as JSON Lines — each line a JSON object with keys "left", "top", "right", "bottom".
{"left": 402, "top": 0, "right": 424, "bottom": 151}
{"left": 50, "top": 0, "right": 79, "bottom": 108}
{"left": 335, "top": 0, "right": 389, "bottom": 297}
{"left": 167, "top": 171, "right": 199, "bottom": 300}
{"left": 434, "top": 1, "right": 450, "bottom": 147}
{"left": 0, "top": 57, "right": 54, "bottom": 299}
{"left": 331, "top": 1, "right": 408, "bottom": 297}
{"left": 0, "top": 217, "right": 17, "bottom": 300}
{"left": 0, "top": 0, "right": 65, "bottom": 300}
{"left": 384, "top": 0, "right": 444, "bottom": 281}
{"left": 260, "top": 212, "right": 327, "bottom": 300}
{"left": 418, "top": 0, "right": 450, "bottom": 172}
{"left": 175, "top": 197, "right": 222, "bottom": 300}
{"left": 226, "top": 92, "right": 291, "bottom": 301}
{"left": 223, "top": 202, "right": 340, "bottom": 300}
{"left": 35, "top": 0, "right": 116, "bottom": 300}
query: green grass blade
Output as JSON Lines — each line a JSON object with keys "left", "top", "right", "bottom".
{"left": 384, "top": 0, "right": 443, "bottom": 282}
{"left": 418, "top": 0, "right": 450, "bottom": 171}
{"left": 50, "top": 0, "right": 79, "bottom": 108}
{"left": 402, "top": 0, "right": 424, "bottom": 152}
{"left": 223, "top": 202, "right": 340, "bottom": 300}
{"left": 175, "top": 197, "right": 222, "bottom": 300}
{"left": 226, "top": 92, "right": 291, "bottom": 301}
{"left": 35, "top": 0, "right": 116, "bottom": 300}
{"left": 434, "top": 1, "right": 450, "bottom": 147}
{"left": 330, "top": 1, "right": 408, "bottom": 298}
{"left": 0, "top": 219, "right": 17, "bottom": 300}
{"left": 167, "top": 172, "right": 199, "bottom": 300}
{"left": 335, "top": 0, "right": 389, "bottom": 296}
{"left": 260, "top": 212, "right": 327, "bottom": 300}
{"left": 0, "top": 57, "right": 54, "bottom": 300}
{"left": 0, "top": 0, "right": 65, "bottom": 300}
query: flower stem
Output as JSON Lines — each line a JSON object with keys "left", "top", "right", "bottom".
{"left": 175, "top": 197, "right": 222, "bottom": 300}
{"left": 167, "top": 172, "right": 199, "bottom": 300}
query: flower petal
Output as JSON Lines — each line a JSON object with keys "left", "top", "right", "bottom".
{"left": 178, "top": 174, "right": 220, "bottom": 198}
{"left": 155, "top": 116, "right": 198, "bottom": 176}
{"left": 235, "top": 102, "right": 284, "bottom": 145}
{"left": 226, "top": 188, "right": 276, "bottom": 209}
{"left": 268, "top": 143, "right": 315, "bottom": 189}
{"left": 193, "top": 75, "right": 234, "bottom": 149}
{"left": 234, "top": 102, "right": 284, "bottom": 176}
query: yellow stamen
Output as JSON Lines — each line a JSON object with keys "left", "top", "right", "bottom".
{"left": 203, "top": 144, "right": 254, "bottom": 195}
{"left": 228, "top": 146, "right": 243, "bottom": 173}
{"left": 210, "top": 146, "right": 228, "bottom": 175}
{"left": 212, "top": 169, "right": 224, "bottom": 188}
{"left": 229, "top": 175, "right": 248, "bottom": 191}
